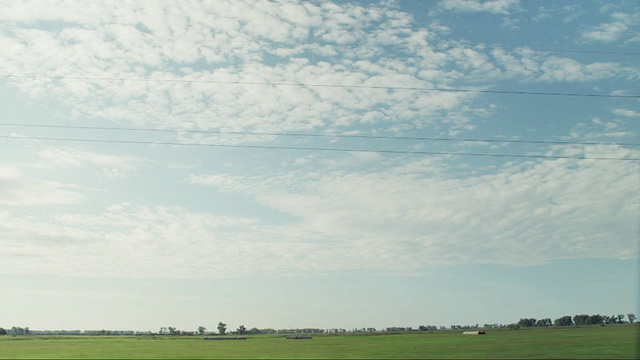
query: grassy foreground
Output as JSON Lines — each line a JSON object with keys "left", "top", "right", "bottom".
{"left": 0, "top": 324, "right": 637, "bottom": 359}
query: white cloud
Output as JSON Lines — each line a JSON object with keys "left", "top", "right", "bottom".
{"left": 0, "top": 203, "right": 261, "bottom": 278}
{"left": 537, "top": 58, "right": 637, "bottom": 82}
{"left": 185, "top": 149, "right": 639, "bottom": 270}
{"left": 0, "top": 0, "right": 636, "bottom": 143}
{"left": 0, "top": 166, "right": 84, "bottom": 206}
{"left": 438, "top": 0, "right": 521, "bottom": 15}
{"left": 533, "top": 5, "right": 583, "bottom": 23}
{"left": 0, "top": 0, "right": 484, "bottom": 136}
{"left": 583, "top": 21, "right": 628, "bottom": 43}
{"left": 581, "top": 11, "right": 639, "bottom": 43}
{"left": 0, "top": 0, "right": 638, "bottom": 280}
{"left": 565, "top": 118, "right": 635, "bottom": 142}
{"left": 612, "top": 108, "right": 640, "bottom": 118}
{"left": 35, "top": 146, "right": 147, "bottom": 178}
{"left": 3, "top": 142, "right": 636, "bottom": 279}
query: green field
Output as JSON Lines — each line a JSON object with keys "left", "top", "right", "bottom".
{"left": 0, "top": 325, "right": 637, "bottom": 359}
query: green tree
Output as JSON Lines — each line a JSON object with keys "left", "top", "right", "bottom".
{"left": 554, "top": 316, "right": 572, "bottom": 326}
{"left": 217, "top": 322, "right": 227, "bottom": 335}
{"left": 197, "top": 326, "right": 206, "bottom": 335}
{"left": 9, "top": 327, "right": 29, "bottom": 335}
{"left": 628, "top": 313, "right": 636, "bottom": 323}
{"left": 535, "top": 318, "right": 552, "bottom": 327}
{"left": 587, "top": 314, "right": 603, "bottom": 325}
{"left": 506, "top": 323, "right": 521, "bottom": 330}
{"left": 237, "top": 325, "right": 247, "bottom": 335}
{"left": 573, "top": 314, "right": 589, "bottom": 325}
{"left": 0, "top": 328, "right": 6, "bottom": 335}
{"left": 517, "top": 318, "right": 536, "bottom": 327}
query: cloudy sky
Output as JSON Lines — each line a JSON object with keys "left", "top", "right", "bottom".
{"left": 0, "top": 0, "right": 638, "bottom": 332}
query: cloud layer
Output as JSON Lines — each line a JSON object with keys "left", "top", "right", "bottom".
{"left": 0, "top": 0, "right": 638, "bottom": 279}
{"left": 1, "top": 0, "right": 637, "bottom": 140}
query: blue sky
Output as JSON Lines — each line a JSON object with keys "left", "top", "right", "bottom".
{"left": 0, "top": 0, "right": 638, "bottom": 332}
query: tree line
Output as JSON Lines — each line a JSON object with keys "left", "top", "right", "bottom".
{"left": 515, "top": 313, "right": 636, "bottom": 328}
{"left": 1, "top": 313, "right": 635, "bottom": 336}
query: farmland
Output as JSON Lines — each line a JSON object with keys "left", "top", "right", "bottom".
{"left": 0, "top": 324, "right": 637, "bottom": 358}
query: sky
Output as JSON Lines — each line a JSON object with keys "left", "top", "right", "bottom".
{"left": 0, "top": 0, "right": 638, "bottom": 332}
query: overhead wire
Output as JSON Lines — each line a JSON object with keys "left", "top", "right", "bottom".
{"left": 1, "top": 73, "right": 638, "bottom": 99}
{"left": 6, "top": 35, "right": 639, "bottom": 55}
{"left": 1, "top": 34, "right": 638, "bottom": 158}
{"left": 0, "top": 135, "right": 637, "bottom": 162}
{"left": 1, "top": 123, "right": 638, "bottom": 147}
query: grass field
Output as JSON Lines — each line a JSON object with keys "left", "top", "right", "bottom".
{"left": 0, "top": 324, "right": 637, "bottom": 359}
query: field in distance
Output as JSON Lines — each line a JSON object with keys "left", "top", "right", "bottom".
{"left": 0, "top": 324, "right": 637, "bottom": 359}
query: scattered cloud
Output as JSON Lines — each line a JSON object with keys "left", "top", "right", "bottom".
{"left": 0, "top": 166, "right": 84, "bottom": 206}
{"left": 612, "top": 108, "right": 640, "bottom": 118}
{"left": 1, "top": 0, "right": 632, "bottom": 144}
{"left": 437, "top": 0, "right": 521, "bottom": 15}
{"left": 565, "top": 118, "right": 635, "bottom": 142}
{"left": 0, "top": 0, "right": 637, "bottom": 281}
{"left": 182, "top": 150, "right": 638, "bottom": 274}
{"left": 0, "top": 203, "right": 262, "bottom": 278}
{"left": 486, "top": 48, "right": 639, "bottom": 82}
{"left": 533, "top": 5, "right": 583, "bottom": 23}
{"left": 1, "top": 146, "right": 636, "bottom": 279}
{"left": 581, "top": 11, "right": 639, "bottom": 43}
{"left": 34, "top": 146, "right": 148, "bottom": 178}
{"left": 0, "top": 0, "right": 483, "bottom": 136}
{"left": 536, "top": 58, "right": 637, "bottom": 82}
{"left": 583, "top": 21, "right": 628, "bottom": 43}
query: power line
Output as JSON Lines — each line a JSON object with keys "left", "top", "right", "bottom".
{"left": 0, "top": 135, "right": 636, "bottom": 161}
{"left": 7, "top": 36, "right": 638, "bottom": 55}
{"left": 1, "top": 123, "right": 638, "bottom": 147}
{"left": 1, "top": 73, "right": 637, "bottom": 99}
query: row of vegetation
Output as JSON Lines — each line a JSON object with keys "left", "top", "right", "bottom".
{"left": 1, "top": 313, "right": 635, "bottom": 337}
{"left": 512, "top": 313, "right": 636, "bottom": 329}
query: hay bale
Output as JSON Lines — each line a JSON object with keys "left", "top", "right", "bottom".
{"left": 463, "top": 331, "right": 486, "bottom": 335}
{"left": 286, "top": 336, "right": 313, "bottom": 339}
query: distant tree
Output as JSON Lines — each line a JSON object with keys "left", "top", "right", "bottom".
{"left": 507, "top": 323, "right": 521, "bottom": 330}
{"left": 237, "top": 325, "right": 247, "bottom": 335}
{"left": 628, "top": 313, "right": 636, "bottom": 323}
{"left": 418, "top": 325, "right": 437, "bottom": 331}
{"left": 554, "top": 316, "right": 573, "bottom": 326}
{"left": 587, "top": 314, "right": 604, "bottom": 325}
{"left": 197, "top": 326, "right": 206, "bottom": 335}
{"left": 608, "top": 314, "right": 621, "bottom": 324}
{"left": 573, "top": 314, "right": 589, "bottom": 325}
{"left": 616, "top": 314, "right": 625, "bottom": 323}
{"left": 167, "top": 327, "right": 176, "bottom": 335}
{"left": 217, "top": 322, "right": 227, "bottom": 335}
{"left": 517, "top": 318, "right": 536, "bottom": 328}
{"left": 535, "top": 318, "right": 552, "bottom": 327}
{"left": 0, "top": 328, "right": 6, "bottom": 335}
{"left": 9, "top": 327, "right": 29, "bottom": 335}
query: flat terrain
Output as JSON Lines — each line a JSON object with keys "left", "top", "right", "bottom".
{"left": 0, "top": 324, "right": 637, "bottom": 358}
